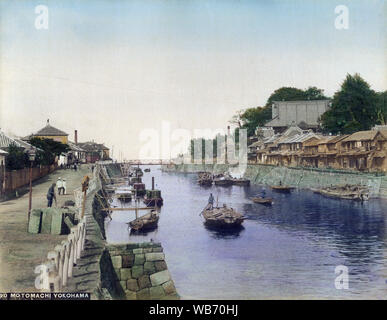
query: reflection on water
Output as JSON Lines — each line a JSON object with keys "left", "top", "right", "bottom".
{"left": 105, "top": 166, "right": 387, "bottom": 299}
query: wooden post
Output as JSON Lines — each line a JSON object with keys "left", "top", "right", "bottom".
{"left": 28, "top": 161, "right": 33, "bottom": 226}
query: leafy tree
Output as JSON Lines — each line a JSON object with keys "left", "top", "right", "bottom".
{"left": 29, "top": 138, "right": 70, "bottom": 165}
{"left": 375, "top": 91, "right": 387, "bottom": 125}
{"left": 5, "top": 143, "right": 29, "bottom": 170}
{"left": 320, "top": 74, "right": 378, "bottom": 134}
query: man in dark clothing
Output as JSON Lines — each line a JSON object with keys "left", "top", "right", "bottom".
{"left": 47, "top": 183, "right": 57, "bottom": 207}
{"left": 208, "top": 193, "right": 214, "bottom": 210}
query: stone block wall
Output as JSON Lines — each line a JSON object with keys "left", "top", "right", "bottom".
{"left": 164, "top": 163, "right": 386, "bottom": 198}
{"left": 107, "top": 242, "right": 178, "bottom": 300}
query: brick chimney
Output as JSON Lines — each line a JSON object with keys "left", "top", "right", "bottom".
{"left": 74, "top": 130, "right": 78, "bottom": 144}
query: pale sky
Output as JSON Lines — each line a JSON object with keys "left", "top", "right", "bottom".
{"left": 0, "top": 0, "right": 385, "bottom": 159}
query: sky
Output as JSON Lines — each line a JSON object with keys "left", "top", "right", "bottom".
{"left": 0, "top": 0, "right": 385, "bottom": 159}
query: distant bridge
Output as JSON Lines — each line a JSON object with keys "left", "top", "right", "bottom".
{"left": 124, "top": 159, "right": 174, "bottom": 165}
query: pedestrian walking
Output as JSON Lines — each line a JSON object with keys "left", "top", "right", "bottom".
{"left": 47, "top": 183, "right": 57, "bottom": 207}
{"left": 57, "top": 177, "right": 64, "bottom": 195}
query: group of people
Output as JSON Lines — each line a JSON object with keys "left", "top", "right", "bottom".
{"left": 46, "top": 177, "right": 67, "bottom": 207}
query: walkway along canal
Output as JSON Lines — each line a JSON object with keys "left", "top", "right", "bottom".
{"left": 106, "top": 165, "right": 387, "bottom": 299}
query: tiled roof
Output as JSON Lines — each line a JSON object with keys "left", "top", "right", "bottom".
{"left": 77, "top": 142, "right": 109, "bottom": 152}
{"left": 0, "top": 131, "right": 33, "bottom": 149}
{"left": 68, "top": 141, "right": 85, "bottom": 152}
{"left": 32, "top": 121, "right": 68, "bottom": 136}
{"left": 342, "top": 130, "right": 379, "bottom": 142}
{"left": 325, "top": 135, "right": 349, "bottom": 144}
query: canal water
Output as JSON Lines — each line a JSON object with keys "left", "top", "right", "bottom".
{"left": 105, "top": 166, "right": 387, "bottom": 299}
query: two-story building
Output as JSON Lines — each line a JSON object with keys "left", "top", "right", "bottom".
{"left": 265, "top": 100, "right": 330, "bottom": 133}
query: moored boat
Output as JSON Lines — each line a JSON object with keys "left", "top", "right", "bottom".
{"left": 143, "top": 189, "right": 163, "bottom": 207}
{"left": 144, "top": 168, "right": 151, "bottom": 172}
{"left": 128, "top": 210, "right": 159, "bottom": 231}
{"left": 129, "top": 176, "right": 142, "bottom": 186}
{"left": 133, "top": 182, "right": 146, "bottom": 197}
{"left": 214, "top": 177, "right": 233, "bottom": 187}
{"left": 197, "top": 172, "right": 213, "bottom": 186}
{"left": 314, "top": 185, "right": 369, "bottom": 201}
{"left": 271, "top": 185, "right": 293, "bottom": 193}
{"left": 201, "top": 204, "right": 245, "bottom": 229}
{"left": 232, "top": 178, "right": 250, "bottom": 186}
{"left": 116, "top": 192, "right": 132, "bottom": 202}
{"left": 251, "top": 197, "right": 273, "bottom": 205}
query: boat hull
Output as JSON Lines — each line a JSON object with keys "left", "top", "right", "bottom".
{"left": 214, "top": 179, "right": 233, "bottom": 187}
{"left": 232, "top": 179, "right": 250, "bottom": 186}
{"left": 271, "top": 186, "right": 292, "bottom": 193}
{"left": 143, "top": 198, "right": 163, "bottom": 206}
{"left": 252, "top": 197, "right": 273, "bottom": 205}
{"left": 204, "top": 218, "right": 244, "bottom": 229}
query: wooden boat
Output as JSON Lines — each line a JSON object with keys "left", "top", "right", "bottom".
{"left": 133, "top": 183, "right": 146, "bottom": 197}
{"left": 214, "top": 177, "right": 233, "bottom": 187}
{"left": 271, "top": 185, "right": 293, "bottom": 193}
{"left": 143, "top": 190, "right": 163, "bottom": 207}
{"left": 315, "top": 186, "right": 369, "bottom": 201}
{"left": 116, "top": 193, "right": 132, "bottom": 202}
{"left": 198, "top": 172, "right": 213, "bottom": 186}
{"left": 201, "top": 204, "right": 245, "bottom": 229}
{"left": 232, "top": 178, "right": 250, "bottom": 186}
{"left": 251, "top": 197, "right": 273, "bottom": 205}
{"left": 128, "top": 210, "right": 159, "bottom": 231}
{"left": 129, "top": 176, "right": 142, "bottom": 186}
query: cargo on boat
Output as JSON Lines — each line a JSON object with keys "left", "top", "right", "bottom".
{"left": 251, "top": 197, "right": 273, "bottom": 205}
{"left": 129, "top": 167, "right": 143, "bottom": 177}
{"left": 143, "top": 189, "right": 163, "bottom": 207}
{"left": 197, "top": 172, "right": 213, "bottom": 186}
{"left": 201, "top": 204, "right": 245, "bottom": 229}
{"left": 128, "top": 210, "right": 159, "bottom": 232}
{"left": 214, "top": 175, "right": 233, "bottom": 187}
{"left": 116, "top": 192, "right": 132, "bottom": 202}
{"left": 313, "top": 185, "right": 370, "bottom": 201}
{"left": 129, "top": 176, "right": 142, "bottom": 186}
{"left": 133, "top": 182, "right": 146, "bottom": 197}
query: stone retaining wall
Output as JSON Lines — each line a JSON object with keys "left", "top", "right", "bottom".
{"left": 107, "top": 243, "right": 178, "bottom": 300}
{"left": 163, "top": 163, "right": 387, "bottom": 198}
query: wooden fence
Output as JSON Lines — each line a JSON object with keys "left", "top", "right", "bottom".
{"left": 1, "top": 164, "right": 57, "bottom": 194}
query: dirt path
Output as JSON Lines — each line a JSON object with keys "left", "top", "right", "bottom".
{"left": 0, "top": 165, "right": 92, "bottom": 292}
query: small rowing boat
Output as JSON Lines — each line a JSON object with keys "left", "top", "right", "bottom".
{"left": 271, "top": 185, "right": 293, "bottom": 193}
{"left": 251, "top": 197, "right": 273, "bottom": 205}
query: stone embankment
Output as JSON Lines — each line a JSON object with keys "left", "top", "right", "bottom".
{"left": 162, "top": 163, "right": 387, "bottom": 199}
{"left": 63, "top": 163, "right": 178, "bottom": 300}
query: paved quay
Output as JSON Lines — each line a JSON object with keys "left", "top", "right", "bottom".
{"left": 0, "top": 165, "right": 91, "bottom": 292}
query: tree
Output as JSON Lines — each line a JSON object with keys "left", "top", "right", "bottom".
{"left": 29, "top": 138, "right": 70, "bottom": 165}
{"left": 320, "top": 74, "right": 378, "bottom": 134}
{"left": 5, "top": 143, "right": 29, "bottom": 170}
{"left": 375, "top": 91, "right": 387, "bottom": 125}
